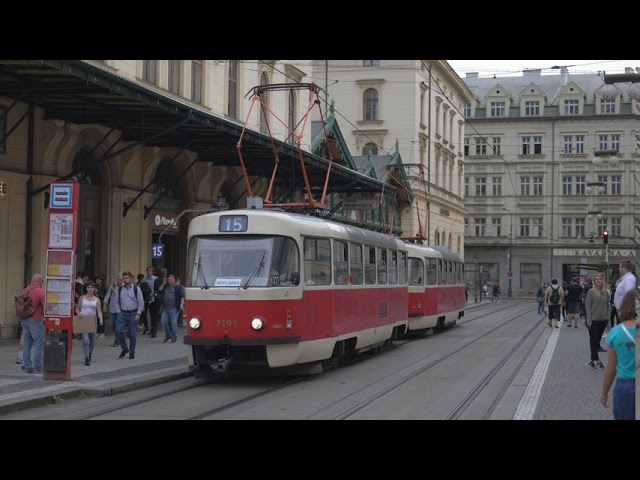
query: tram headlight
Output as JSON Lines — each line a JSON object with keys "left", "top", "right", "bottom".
{"left": 189, "top": 317, "right": 201, "bottom": 329}
{"left": 251, "top": 317, "right": 264, "bottom": 331}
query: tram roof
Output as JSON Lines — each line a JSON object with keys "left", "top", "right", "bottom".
{"left": 0, "top": 60, "right": 391, "bottom": 195}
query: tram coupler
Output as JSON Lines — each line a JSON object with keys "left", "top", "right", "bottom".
{"left": 211, "top": 356, "right": 233, "bottom": 373}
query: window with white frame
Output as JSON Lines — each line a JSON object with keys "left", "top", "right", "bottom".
{"left": 490, "top": 101, "right": 506, "bottom": 117}
{"left": 464, "top": 218, "right": 469, "bottom": 236}
{"left": 520, "top": 176, "right": 530, "bottom": 196}
{"left": 363, "top": 88, "right": 379, "bottom": 121}
{"left": 611, "top": 176, "right": 621, "bottom": 195}
{"left": 564, "top": 99, "right": 579, "bottom": 115}
{"left": 363, "top": 60, "right": 379, "bottom": 67}
{"left": 191, "top": 60, "right": 203, "bottom": 104}
{"left": 525, "top": 100, "right": 540, "bottom": 116}
{"left": 259, "top": 72, "right": 269, "bottom": 134}
{"left": 562, "top": 218, "right": 572, "bottom": 237}
{"left": 521, "top": 136, "right": 531, "bottom": 155}
{"left": 576, "top": 135, "right": 584, "bottom": 154}
{"left": 492, "top": 177, "right": 502, "bottom": 196}
{"left": 532, "top": 217, "right": 543, "bottom": 237}
{"left": 363, "top": 142, "right": 378, "bottom": 155}
{"left": 143, "top": 60, "right": 157, "bottom": 84}
{"left": 464, "top": 103, "right": 471, "bottom": 117}
{"left": 475, "top": 218, "right": 486, "bottom": 236}
{"left": 228, "top": 60, "right": 238, "bottom": 119}
{"left": 600, "top": 98, "right": 615, "bottom": 114}
{"left": 464, "top": 177, "right": 469, "bottom": 196}
{"left": 563, "top": 135, "right": 573, "bottom": 153}
{"left": 520, "top": 218, "right": 530, "bottom": 237}
{"left": 575, "top": 218, "right": 585, "bottom": 238}
{"left": 464, "top": 138, "right": 470, "bottom": 156}
{"left": 492, "top": 137, "right": 501, "bottom": 155}
{"left": 597, "top": 175, "right": 608, "bottom": 194}
{"left": 475, "top": 137, "right": 487, "bottom": 156}
{"left": 533, "top": 176, "right": 543, "bottom": 196}
{"left": 492, "top": 218, "right": 502, "bottom": 237}
{"left": 597, "top": 219, "right": 608, "bottom": 236}
{"left": 598, "top": 134, "right": 608, "bottom": 150}
{"left": 475, "top": 177, "right": 486, "bottom": 196}
{"left": 562, "top": 176, "right": 572, "bottom": 195}
{"left": 611, "top": 217, "right": 621, "bottom": 236}
{"left": 533, "top": 136, "right": 542, "bottom": 154}
{"left": 576, "top": 176, "right": 586, "bottom": 195}
{"left": 611, "top": 134, "right": 620, "bottom": 151}
{"left": 168, "top": 60, "right": 180, "bottom": 94}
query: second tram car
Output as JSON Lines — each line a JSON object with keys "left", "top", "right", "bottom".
{"left": 405, "top": 242, "right": 466, "bottom": 333}
{"left": 183, "top": 208, "right": 409, "bottom": 377}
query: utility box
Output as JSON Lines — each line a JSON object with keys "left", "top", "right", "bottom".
{"left": 43, "top": 341, "right": 68, "bottom": 372}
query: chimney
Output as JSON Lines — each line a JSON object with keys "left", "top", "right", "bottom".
{"left": 560, "top": 67, "right": 569, "bottom": 87}
{"left": 466, "top": 72, "right": 478, "bottom": 89}
{"left": 523, "top": 69, "right": 541, "bottom": 86}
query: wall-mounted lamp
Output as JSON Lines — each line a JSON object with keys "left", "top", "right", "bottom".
{"left": 593, "top": 149, "right": 620, "bottom": 167}
{"left": 585, "top": 181, "right": 605, "bottom": 194}
{"left": 587, "top": 211, "right": 603, "bottom": 220}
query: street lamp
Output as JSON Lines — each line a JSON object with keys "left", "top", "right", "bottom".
{"left": 473, "top": 254, "right": 479, "bottom": 303}
{"left": 502, "top": 207, "right": 513, "bottom": 297}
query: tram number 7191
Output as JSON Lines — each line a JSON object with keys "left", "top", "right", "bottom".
{"left": 216, "top": 319, "right": 238, "bottom": 328}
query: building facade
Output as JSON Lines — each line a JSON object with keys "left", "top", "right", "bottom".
{"left": 461, "top": 67, "right": 640, "bottom": 298}
{"left": 310, "top": 60, "right": 474, "bottom": 255}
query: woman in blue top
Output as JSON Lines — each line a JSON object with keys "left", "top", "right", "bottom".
{"left": 601, "top": 289, "right": 636, "bottom": 420}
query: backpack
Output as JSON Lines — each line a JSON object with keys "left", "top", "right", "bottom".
{"left": 549, "top": 286, "right": 560, "bottom": 305}
{"left": 15, "top": 286, "right": 35, "bottom": 318}
{"left": 139, "top": 281, "right": 151, "bottom": 303}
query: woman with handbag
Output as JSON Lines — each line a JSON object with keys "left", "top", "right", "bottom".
{"left": 75, "top": 281, "right": 104, "bottom": 366}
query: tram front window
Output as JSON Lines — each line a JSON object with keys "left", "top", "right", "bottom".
{"left": 187, "top": 235, "right": 299, "bottom": 288}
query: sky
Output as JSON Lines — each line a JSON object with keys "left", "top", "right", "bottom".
{"left": 446, "top": 60, "right": 639, "bottom": 79}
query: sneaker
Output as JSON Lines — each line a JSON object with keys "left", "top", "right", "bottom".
{"left": 85, "top": 358, "right": 91, "bottom": 366}
{"left": 33, "top": 370, "right": 43, "bottom": 376}
{"left": 96, "top": 333, "right": 104, "bottom": 339}
{"left": 574, "top": 325, "right": 578, "bottom": 328}
{"left": 111, "top": 342, "right": 119, "bottom": 348}
{"left": 163, "top": 337, "right": 171, "bottom": 343}
{"left": 15, "top": 357, "right": 23, "bottom": 364}
{"left": 596, "top": 361, "right": 605, "bottom": 370}
{"left": 170, "top": 337, "right": 177, "bottom": 343}
{"left": 598, "top": 347, "right": 607, "bottom": 352}
{"left": 588, "top": 360, "right": 596, "bottom": 369}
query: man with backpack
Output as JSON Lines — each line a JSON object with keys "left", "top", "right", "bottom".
{"left": 16, "top": 273, "right": 46, "bottom": 374}
{"left": 113, "top": 271, "right": 145, "bottom": 359}
{"left": 545, "top": 279, "right": 564, "bottom": 328}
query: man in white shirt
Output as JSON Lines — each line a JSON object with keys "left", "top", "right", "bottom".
{"left": 613, "top": 260, "right": 636, "bottom": 311}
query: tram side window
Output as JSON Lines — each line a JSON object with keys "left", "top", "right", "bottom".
{"left": 349, "top": 243, "right": 363, "bottom": 285}
{"left": 408, "top": 257, "right": 424, "bottom": 285}
{"left": 399, "top": 252, "right": 407, "bottom": 284}
{"left": 388, "top": 250, "right": 398, "bottom": 284}
{"left": 377, "top": 247, "right": 387, "bottom": 285}
{"left": 437, "top": 259, "right": 444, "bottom": 284}
{"left": 304, "top": 237, "right": 331, "bottom": 286}
{"left": 270, "top": 237, "right": 300, "bottom": 286}
{"left": 334, "top": 240, "right": 349, "bottom": 285}
{"left": 426, "top": 258, "right": 437, "bottom": 285}
{"left": 364, "top": 245, "right": 376, "bottom": 285}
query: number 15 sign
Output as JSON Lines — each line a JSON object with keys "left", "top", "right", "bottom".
{"left": 152, "top": 243, "right": 164, "bottom": 259}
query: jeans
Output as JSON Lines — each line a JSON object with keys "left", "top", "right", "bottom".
{"left": 81, "top": 317, "right": 97, "bottom": 359}
{"left": 22, "top": 318, "right": 44, "bottom": 372}
{"left": 161, "top": 306, "right": 179, "bottom": 340}
{"left": 537, "top": 298, "right": 544, "bottom": 314}
{"left": 612, "top": 378, "right": 635, "bottom": 420}
{"left": 108, "top": 311, "right": 118, "bottom": 335}
{"left": 116, "top": 310, "right": 138, "bottom": 354}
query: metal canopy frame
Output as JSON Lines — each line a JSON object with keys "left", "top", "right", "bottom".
{"left": 0, "top": 60, "right": 390, "bottom": 212}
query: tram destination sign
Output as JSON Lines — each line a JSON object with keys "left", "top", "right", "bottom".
{"left": 341, "top": 195, "right": 378, "bottom": 210}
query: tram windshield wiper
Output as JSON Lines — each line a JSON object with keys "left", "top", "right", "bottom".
{"left": 196, "top": 252, "right": 209, "bottom": 289}
{"left": 243, "top": 251, "right": 266, "bottom": 289}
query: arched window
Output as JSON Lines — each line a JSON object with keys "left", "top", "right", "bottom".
{"left": 288, "top": 89, "right": 296, "bottom": 145}
{"left": 228, "top": 60, "right": 238, "bottom": 119}
{"left": 152, "top": 157, "right": 179, "bottom": 199}
{"left": 363, "top": 88, "right": 378, "bottom": 121}
{"left": 70, "top": 148, "right": 101, "bottom": 185}
{"left": 363, "top": 143, "right": 378, "bottom": 155}
{"left": 259, "top": 72, "right": 269, "bottom": 134}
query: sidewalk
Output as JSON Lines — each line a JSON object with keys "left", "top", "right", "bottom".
{"left": 0, "top": 326, "right": 190, "bottom": 416}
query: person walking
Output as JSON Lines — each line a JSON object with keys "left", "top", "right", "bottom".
{"left": 94, "top": 275, "right": 108, "bottom": 338}
{"left": 75, "top": 281, "right": 104, "bottom": 366}
{"left": 136, "top": 273, "right": 151, "bottom": 335}
{"left": 601, "top": 289, "right": 636, "bottom": 420}
{"left": 149, "top": 268, "right": 167, "bottom": 338}
{"left": 545, "top": 279, "right": 564, "bottom": 328}
{"left": 613, "top": 260, "right": 635, "bottom": 311}
{"left": 103, "top": 273, "right": 124, "bottom": 347}
{"left": 19, "top": 273, "right": 46, "bottom": 375}
{"left": 564, "top": 277, "right": 583, "bottom": 328}
{"left": 113, "top": 271, "right": 144, "bottom": 359}
{"left": 536, "top": 283, "right": 546, "bottom": 314}
{"left": 159, "top": 274, "right": 185, "bottom": 344}
{"left": 585, "top": 273, "right": 610, "bottom": 369}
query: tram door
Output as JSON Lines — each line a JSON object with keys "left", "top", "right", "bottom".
{"left": 76, "top": 185, "right": 103, "bottom": 278}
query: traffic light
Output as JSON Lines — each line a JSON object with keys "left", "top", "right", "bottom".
{"left": 589, "top": 234, "right": 594, "bottom": 243}
{"left": 603, "top": 230, "right": 609, "bottom": 244}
